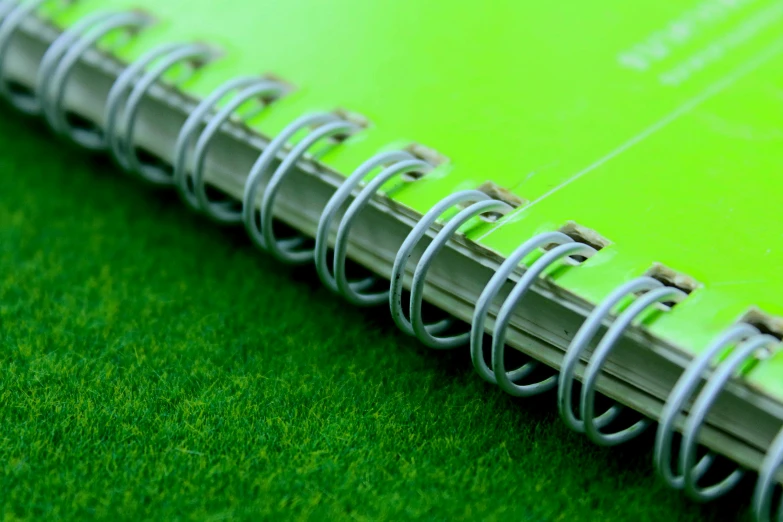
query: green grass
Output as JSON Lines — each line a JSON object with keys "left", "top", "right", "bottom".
{"left": 0, "top": 107, "right": 751, "bottom": 521}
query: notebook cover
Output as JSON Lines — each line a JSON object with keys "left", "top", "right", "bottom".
{"left": 50, "top": 0, "right": 783, "bottom": 399}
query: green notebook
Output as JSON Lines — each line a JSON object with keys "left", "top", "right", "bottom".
{"left": 3, "top": 0, "right": 783, "bottom": 518}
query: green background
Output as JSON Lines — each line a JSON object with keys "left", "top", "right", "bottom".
{"left": 0, "top": 105, "right": 752, "bottom": 519}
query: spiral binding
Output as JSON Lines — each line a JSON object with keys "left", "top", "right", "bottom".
{"left": 653, "top": 324, "right": 754, "bottom": 499}
{"left": 490, "top": 236, "right": 595, "bottom": 397}
{"left": 2, "top": 6, "right": 782, "bottom": 520}
{"left": 178, "top": 76, "right": 286, "bottom": 220}
{"left": 564, "top": 277, "right": 686, "bottom": 446}
{"left": 394, "top": 193, "right": 514, "bottom": 349}
{"left": 315, "top": 150, "right": 432, "bottom": 306}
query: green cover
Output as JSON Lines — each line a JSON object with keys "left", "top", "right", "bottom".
{"left": 52, "top": 1, "right": 783, "bottom": 398}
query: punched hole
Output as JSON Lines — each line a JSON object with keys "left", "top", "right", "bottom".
{"left": 232, "top": 94, "right": 275, "bottom": 122}
{"left": 331, "top": 108, "right": 370, "bottom": 143}
{"left": 304, "top": 109, "right": 368, "bottom": 159}
{"left": 740, "top": 308, "right": 783, "bottom": 342}
{"left": 98, "top": 11, "right": 155, "bottom": 53}
{"left": 644, "top": 263, "right": 701, "bottom": 310}
{"left": 476, "top": 181, "right": 526, "bottom": 209}
{"left": 154, "top": 43, "right": 223, "bottom": 89}
{"left": 461, "top": 181, "right": 527, "bottom": 224}
{"left": 398, "top": 143, "right": 448, "bottom": 184}
{"left": 400, "top": 170, "right": 426, "bottom": 183}
{"left": 260, "top": 72, "right": 294, "bottom": 92}
{"left": 737, "top": 309, "right": 783, "bottom": 369}
{"left": 542, "top": 222, "right": 610, "bottom": 265}
{"left": 233, "top": 74, "right": 291, "bottom": 122}
{"left": 479, "top": 211, "right": 505, "bottom": 224}
{"left": 558, "top": 221, "right": 611, "bottom": 252}
{"left": 130, "top": 8, "right": 158, "bottom": 26}
{"left": 406, "top": 143, "right": 449, "bottom": 167}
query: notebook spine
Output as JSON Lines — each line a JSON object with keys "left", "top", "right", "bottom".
{"left": 2, "top": 6, "right": 782, "bottom": 519}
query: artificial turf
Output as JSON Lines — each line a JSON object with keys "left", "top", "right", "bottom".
{"left": 0, "top": 106, "right": 752, "bottom": 521}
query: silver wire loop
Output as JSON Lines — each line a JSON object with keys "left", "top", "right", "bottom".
{"left": 174, "top": 76, "right": 263, "bottom": 210}
{"left": 33, "top": 8, "right": 124, "bottom": 117}
{"left": 104, "top": 43, "right": 193, "bottom": 157}
{"left": 582, "top": 284, "right": 687, "bottom": 446}
{"left": 493, "top": 241, "right": 596, "bottom": 397}
{"left": 190, "top": 80, "right": 285, "bottom": 223}
{"left": 0, "top": 0, "right": 47, "bottom": 111}
{"left": 334, "top": 159, "right": 432, "bottom": 306}
{"left": 243, "top": 113, "right": 338, "bottom": 251}
{"left": 471, "top": 231, "right": 573, "bottom": 384}
{"left": 680, "top": 334, "right": 777, "bottom": 502}
{"left": 754, "top": 425, "right": 783, "bottom": 522}
{"left": 108, "top": 42, "right": 215, "bottom": 184}
{"left": 558, "top": 276, "right": 662, "bottom": 434}
{"left": 42, "top": 11, "right": 151, "bottom": 147}
{"left": 242, "top": 112, "right": 359, "bottom": 264}
{"left": 409, "top": 198, "right": 512, "bottom": 349}
{"left": 653, "top": 323, "right": 757, "bottom": 492}
{"left": 260, "top": 119, "right": 358, "bottom": 264}
{"left": 315, "top": 150, "right": 431, "bottom": 306}
{"left": 389, "top": 190, "right": 490, "bottom": 339}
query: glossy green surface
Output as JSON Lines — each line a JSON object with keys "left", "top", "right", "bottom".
{"left": 48, "top": 1, "right": 783, "bottom": 398}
